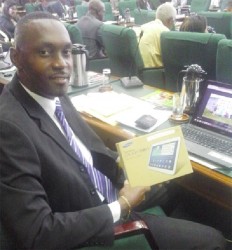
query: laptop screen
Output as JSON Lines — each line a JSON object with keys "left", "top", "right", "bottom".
{"left": 191, "top": 80, "right": 232, "bottom": 138}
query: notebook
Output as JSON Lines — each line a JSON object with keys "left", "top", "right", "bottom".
{"left": 181, "top": 80, "right": 232, "bottom": 169}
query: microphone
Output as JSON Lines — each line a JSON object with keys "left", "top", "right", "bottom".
{"left": 120, "top": 30, "right": 144, "bottom": 88}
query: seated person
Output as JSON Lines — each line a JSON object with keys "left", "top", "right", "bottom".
{"left": 48, "top": 0, "right": 71, "bottom": 18}
{"left": 136, "top": 0, "right": 155, "bottom": 10}
{"left": 0, "top": 0, "right": 21, "bottom": 40}
{"left": 35, "top": 0, "right": 50, "bottom": 11}
{"left": 76, "top": 0, "right": 106, "bottom": 59}
{"left": 179, "top": 15, "right": 208, "bottom": 33}
{"left": 0, "top": 11, "right": 226, "bottom": 250}
{"left": 139, "top": 2, "right": 176, "bottom": 68}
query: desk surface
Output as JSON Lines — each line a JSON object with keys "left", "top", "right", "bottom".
{"left": 1, "top": 74, "right": 231, "bottom": 210}
{"left": 70, "top": 80, "right": 232, "bottom": 211}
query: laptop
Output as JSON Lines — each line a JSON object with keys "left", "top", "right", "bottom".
{"left": 181, "top": 80, "right": 232, "bottom": 169}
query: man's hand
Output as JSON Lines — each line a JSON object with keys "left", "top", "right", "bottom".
{"left": 118, "top": 180, "right": 151, "bottom": 218}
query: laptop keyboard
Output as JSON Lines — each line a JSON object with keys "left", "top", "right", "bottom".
{"left": 181, "top": 124, "right": 232, "bottom": 157}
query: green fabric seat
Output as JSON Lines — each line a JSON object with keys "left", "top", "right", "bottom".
{"left": 101, "top": 24, "right": 165, "bottom": 88}
{"left": 216, "top": 39, "right": 232, "bottom": 84}
{"left": 199, "top": 11, "right": 232, "bottom": 39}
{"left": 190, "top": 0, "right": 211, "bottom": 13}
{"left": 76, "top": 5, "right": 88, "bottom": 19}
{"left": 160, "top": 31, "right": 226, "bottom": 92}
{"left": 133, "top": 9, "right": 156, "bottom": 25}
{"left": 104, "top": 2, "right": 115, "bottom": 21}
{"left": 24, "top": 3, "right": 40, "bottom": 13}
{"left": 63, "top": 23, "right": 84, "bottom": 44}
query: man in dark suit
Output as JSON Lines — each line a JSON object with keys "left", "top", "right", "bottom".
{"left": 76, "top": 0, "right": 106, "bottom": 59}
{"left": 0, "top": 11, "right": 226, "bottom": 250}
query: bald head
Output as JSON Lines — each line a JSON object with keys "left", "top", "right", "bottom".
{"left": 88, "top": 0, "right": 105, "bottom": 21}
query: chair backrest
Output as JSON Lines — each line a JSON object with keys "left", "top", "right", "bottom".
{"left": 63, "top": 23, "right": 84, "bottom": 44}
{"left": 76, "top": 5, "right": 88, "bottom": 18}
{"left": 199, "top": 11, "right": 232, "bottom": 39}
{"left": 118, "top": 0, "right": 137, "bottom": 18}
{"left": 24, "top": 2, "right": 40, "bottom": 13}
{"left": 101, "top": 24, "right": 144, "bottom": 77}
{"left": 103, "top": 2, "right": 114, "bottom": 21}
{"left": 190, "top": 0, "right": 211, "bottom": 13}
{"left": 160, "top": 31, "right": 226, "bottom": 91}
{"left": 216, "top": 39, "right": 232, "bottom": 84}
{"left": 133, "top": 9, "right": 156, "bottom": 25}
{"left": 74, "top": 0, "right": 82, "bottom": 6}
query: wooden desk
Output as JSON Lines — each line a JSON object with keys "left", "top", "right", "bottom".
{"left": 75, "top": 82, "right": 232, "bottom": 211}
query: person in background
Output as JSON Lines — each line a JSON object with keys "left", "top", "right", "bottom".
{"left": 48, "top": 0, "right": 71, "bottom": 18}
{"left": 0, "top": 0, "right": 20, "bottom": 40}
{"left": 139, "top": 2, "right": 176, "bottom": 68}
{"left": 76, "top": 0, "right": 106, "bottom": 59}
{"left": 0, "top": 11, "right": 226, "bottom": 250}
{"left": 35, "top": 0, "right": 49, "bottom": 11}
{"left": 179, "top": 14, "right": 208, "bottom": 33}
{"left": 136, "top": 0, "right": 155, "bottom": 11}
{"left": 224, "top": 0, "right": 232, "bottom": 12}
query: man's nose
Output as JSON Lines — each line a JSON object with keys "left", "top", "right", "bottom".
{"left": 52, "top": 53, "right": 67, "bottom": 68}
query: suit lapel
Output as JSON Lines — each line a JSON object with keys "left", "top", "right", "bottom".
{"left": 8, "top": 75, "right": 83, "bottom": 165}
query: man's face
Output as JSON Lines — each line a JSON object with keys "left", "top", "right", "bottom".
{"left": 12, "top": 19, "right": 73, "bottom": 99}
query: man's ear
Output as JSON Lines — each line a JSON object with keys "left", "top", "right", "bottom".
{"left": 10, "top": 47, "right": 22, "bottom": 70}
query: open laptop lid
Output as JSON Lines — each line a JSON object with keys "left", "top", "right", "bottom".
{"left": 191, "top": 80, "right": 232, "bottom": 138}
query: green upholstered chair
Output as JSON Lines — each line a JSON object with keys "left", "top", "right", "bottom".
{"left": 160, "top": 31, "right": 226, "bottom": 92}
{"left": 76, "top": 5, "right": 88, "bottom": 18}
{"left": 74, "top": 0, "right": 82, "bottom": 6}
{"left": 24, "top": 2, "right": 40, "bottom": 13}
{"left": 216, "top": 39, "right": 232, "bottom": 84}
{"left": 118, "top": 0, "right": 137, "bottom": 18}
{"left": 133, "top": 9, "right": 156, "bottom": 25}
{"left": 103, "top": 2, "right": 115, "bottom": 21}
{"left": 101, "top": 24, "right": 165, "bottom": 88}
{"left": 190, "top": 0, "right": 211, "bottom": 13}
{"left": 63, "top": 23, "right": 84, "bottom": 44}
{"left": 199, "top": 11, "right": 232, "bottom": 39}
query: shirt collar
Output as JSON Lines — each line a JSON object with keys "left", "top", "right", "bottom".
{"left": 20, "top": 82, "right": 58, "bottom": 118}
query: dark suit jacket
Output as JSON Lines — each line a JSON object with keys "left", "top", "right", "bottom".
{"left": 77, "top": 14, "right": 106, "bottom": 59}
{"left": 0, "top": 15, "right": 15, "bottom": 39}
{"left": 0, "top": 75, "right": 125, "bottom": 249}
{"left": 49, "top": 1, "right": 66, "bottom": 18}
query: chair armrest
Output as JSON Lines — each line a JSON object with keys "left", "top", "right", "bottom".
{"left": 114, "top": 220, "right": 159, "bottom": 249}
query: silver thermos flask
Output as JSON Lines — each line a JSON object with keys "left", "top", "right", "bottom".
{"left": 70, "top": 44, "right": 88, "bottom": 87}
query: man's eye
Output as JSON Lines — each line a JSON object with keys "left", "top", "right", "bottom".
{"left": 63, "top": 49, "right": 72, "bottom": 56}
{"left": 39, "top": 50, "right": 50, "bottom": 56}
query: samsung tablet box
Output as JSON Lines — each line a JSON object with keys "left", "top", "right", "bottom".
{"left": 116, "top": 126, "right": 193, "bottom": 187}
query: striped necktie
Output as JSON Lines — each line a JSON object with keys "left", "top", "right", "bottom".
{"left": 55, "top": 99, "right": 117, "bottom": 203}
